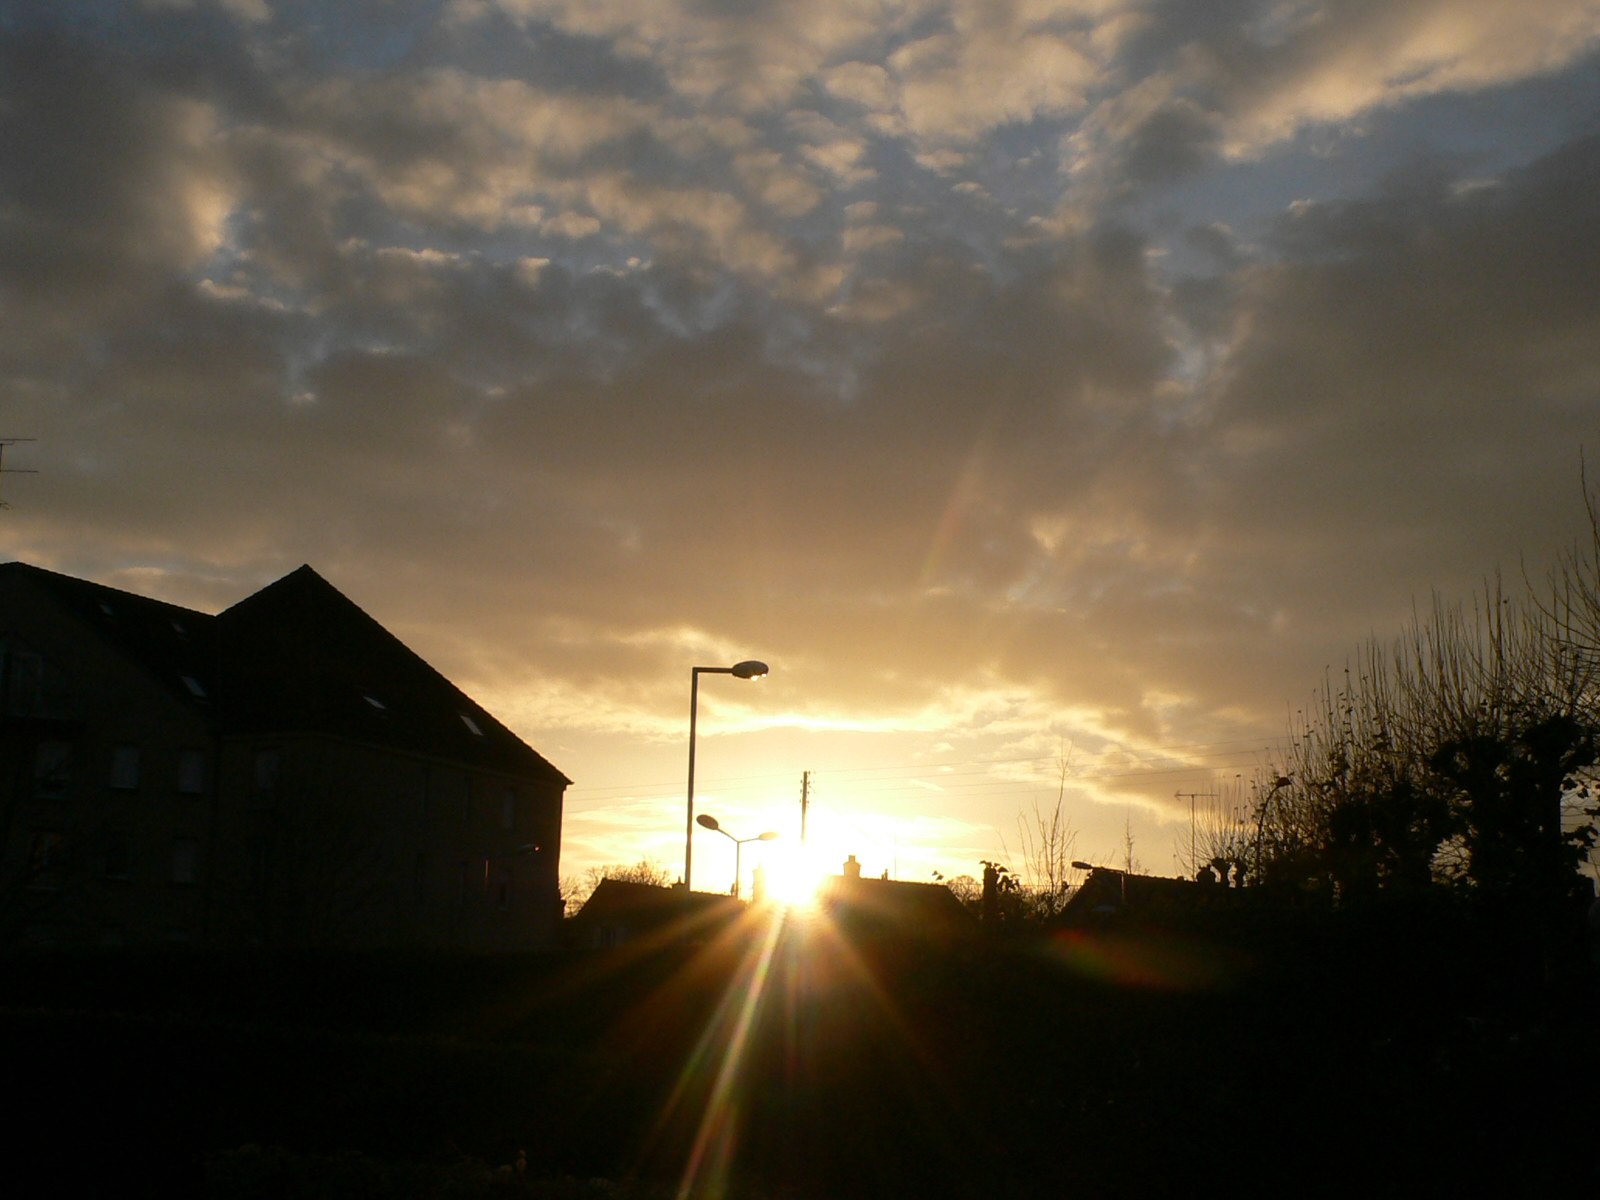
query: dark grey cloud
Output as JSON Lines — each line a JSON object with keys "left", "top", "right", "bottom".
{"left": 0, "top": 26, "right": 223, "bottom": 314}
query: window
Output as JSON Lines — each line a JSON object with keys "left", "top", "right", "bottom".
{"left": 181, "top": 675, "right": 207, "bottom": 699}
{"left": 103, "top": 833, "right": 132, "bottom": 880}
{"left": 459, "top": 713, "right": 483, "bottom": 737}
{"left": 462, "top": 776, "right": 472, "bottom": 823}
{"left": 4, "top": 647, "right": 42, "bottom": 712}
{"left": 501, "top": 788, "right": 516, "bottom": 830}
{"left": 170, "top": 839, "right": 199, "bottom": 885}
{"left": 458, "top": 860, "right": 469, "bottom": 904}
{"left": 252, "top": 749, "right": 280, "bottom": 807}
{"left": 497, "top": 873, "right": 511, "bottom": 911}
{"left": 110, "top": 745, "right": 140, "bottom": 791}
{"left": 34, "top": 741, "right": 71, "bottom": 798}
{"left": 363, "top": 693, "right": 386, "bottom": 711}
{"left": 247, "top": 837, "right": 268, "bottom": 890}
{"left": 28, "top": 831, "right": 65, "bottom": 890}
{"left": 177, "top": 749, "right": 206, "bottom": 795}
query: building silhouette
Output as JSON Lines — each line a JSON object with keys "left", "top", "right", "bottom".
{"left": 0, "top": 562, "right": 568, "bottom": 949}
{"left": 564, "top": 878, "right": 747, "bottom": 949}
{"left": 1051, "top": 865, "right": 1243, "bottom": 927}
{"left": 815, "top": 854, "right": 975, "bottom": 941}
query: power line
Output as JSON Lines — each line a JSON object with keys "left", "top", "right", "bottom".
{"left": 0, "top": 438, "right": 38, "bottom": 509}
{"left": 563, "top": 734, "right": 1282, "bottom": 802}
{"left": 564, "top": 753, "right": 1276, "bottom": 814}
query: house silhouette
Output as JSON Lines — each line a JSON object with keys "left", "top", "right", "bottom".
{"left": 0, "top": 562, "right": 568, "bottom": 949}
{"left": 564, "top": 878, "right": 747, "bottom": 949}
{"left": 815, "top": 854, "right": 975, "bottom": 941}
{"left": 1051, "top": 866, "right": 1243, "bottom": 927}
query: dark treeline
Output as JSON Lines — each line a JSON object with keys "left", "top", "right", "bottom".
{"left": 1207, "top": 498, "right": 1600, "bottom": 996}
{"left": 4, "top": 909, "right": 1594, "bottom": 1199}
{"left": 1239, "top": 583, "right": 1597, "bottom": 905}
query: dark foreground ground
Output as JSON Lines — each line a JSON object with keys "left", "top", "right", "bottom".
{"left": 3, "top": 901, "right": 1595, "bottom": 1198}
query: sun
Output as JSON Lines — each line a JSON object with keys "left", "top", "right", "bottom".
{"left": 763, "top": 852, "right": 825, "bottom": 910}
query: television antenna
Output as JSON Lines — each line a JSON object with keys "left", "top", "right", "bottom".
{"left": 1175, "top": 789, "right": 1218, "bottom": 877}
{"left": 0, "top": 439, "right": 38, "bottom": 509}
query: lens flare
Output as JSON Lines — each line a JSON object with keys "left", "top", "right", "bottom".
{"left": 764, "top": 857, "right": 824, "bottom": 909}
{"left": 1043, "top": 928, "right": 1239, "bottom": 992}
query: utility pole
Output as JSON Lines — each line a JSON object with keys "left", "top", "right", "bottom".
{"left": 0, "top": 439, "right": 38, "bottom": 509}
{"left": 799, "top": 770, "right": 810, "bottom": 845}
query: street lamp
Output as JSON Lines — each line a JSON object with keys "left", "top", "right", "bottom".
{"left": 1251, "top": 775, "right": 1294, "bottom": 883}
{"left": 684, "top": 660, "right": 768, "bottom": 891}
{"left": 696, "top": 814, "right": 779, "bottom": 899}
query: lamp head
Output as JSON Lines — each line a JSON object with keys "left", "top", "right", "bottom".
{"left": 730, "top": 660, "right": 768, "bottom": 679}
{"left": 758, "top": 831, "right": 780, "bottom": 841}
{"left": 1071, "top": 860, "right": 1095, "bottom": 871}
{"left": 696, "top": 814, "right": 721, "bottom": 831}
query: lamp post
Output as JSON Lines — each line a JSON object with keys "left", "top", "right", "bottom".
{"left": 1251, "top": 775, "right": 1293, "bottom": 885}
{"left": 684, "top": 660, "right": 768, "bottom": 891}
{"left": 697, "top": 815, "right": 779, "bottom": 899}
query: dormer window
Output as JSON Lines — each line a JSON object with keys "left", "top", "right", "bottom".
{"left": 110, "top": 745, "right": 140, "bottom": 791}
{"left": 181, "top": 675, "right": 206, "bottom": 698}
{"left": 99, "top": 602, "right": 115, "bottom": 617}
{"left": 363, "top": 694, "right": 386, "bottom": 711}
{"left": 459, "top": 713, "right": 483, "bottom": 737}
{"left": 171, "top": 619, "right": 186, "bottom": 635}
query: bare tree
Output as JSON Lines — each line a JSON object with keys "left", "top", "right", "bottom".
{"left": 939, "top": 873, "right": 982, "bottom": 915}
{"left": 1250, "top": 577, "right": 1600, "bottom": 912}
{"left": 1014, "top": 745, "right": 1083, "bottom": 917}
{"left": 1120, "top": 814, "right": 1143, "bottom": 876}
{"left": 564, "top": 857, "right": 674, "bottom": 914}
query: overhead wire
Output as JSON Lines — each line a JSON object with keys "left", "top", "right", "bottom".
{"left": 564, "top": 730, "right": 1282, "bottom": 801}
{"left": 564, "top": 736, "right": 1281, "bottom": 811}
{"left": 563, "top": 729, "right": 1273, "bottom": 803}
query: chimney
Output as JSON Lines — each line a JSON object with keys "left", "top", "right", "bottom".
{"left": 751, "top": 863, "right": 767, "bottom": 905}
{"left": 843, "top": 854, "right": 862, "bottom": 880}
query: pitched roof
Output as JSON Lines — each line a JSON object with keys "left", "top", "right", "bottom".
{"left": 0, "top": 562, "right": 220, "bottom": 704}
{"left": 0, "top": 561, "right": 567, "bottom": 784}
{"left": 815, "top": 873, "right": 976, "bottom": 937}
{"left": 1051, "top": 867, "right": 1240, "bottom": 926}
{"left": 567, "top": 879, "right": 746, "bottom": 941}
{"left": 216, "top": 566, "right": 567, "bottom": 783}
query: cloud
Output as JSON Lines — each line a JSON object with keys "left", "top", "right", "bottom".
{"left": 1195, "top": 137, "right": 1600, "bottom": 577}
{"left": 0, "top": 27, "right": 239, "bottom": 322}
{"left": 494, "top": 0, "right": 892, "bottom": 110}
{"left": 733, "top": 151, "right": 824, "bottom": 217}
{"left": 841, "top": 223, "right": 905, "bottom": 255}
{"left": 889, "top": 16, "right": 1107, "bottom": 145}
{"left": 1218, "top": 0, "right": 1600, "bottom": 154}
{"left": 822, "top": 61, "right": 894, "bottom": 111}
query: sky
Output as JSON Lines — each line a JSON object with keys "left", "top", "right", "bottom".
{"left": 3, "top": 0, "right": 1600, "bottom": 895}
